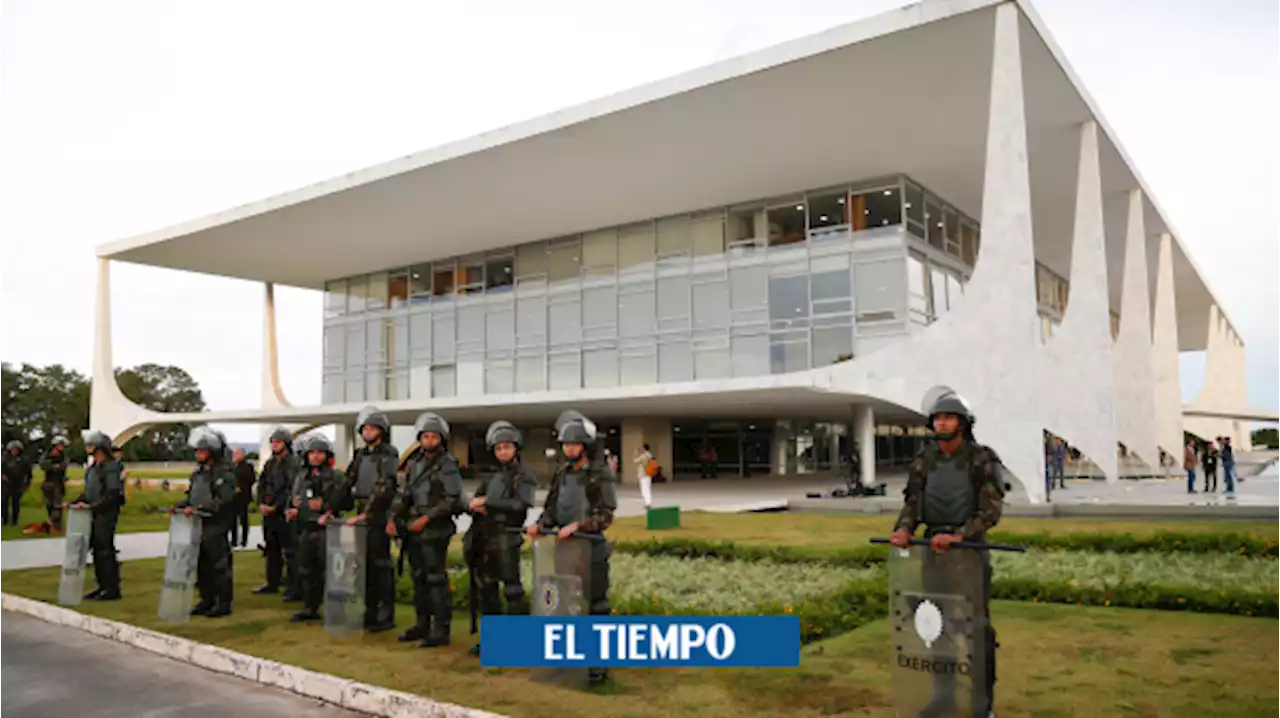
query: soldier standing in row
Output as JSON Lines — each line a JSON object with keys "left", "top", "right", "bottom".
{"left": 173, "top": 427, "right": 238, "bottom": 618}
{"left": 283, "top": 435, "right": 310, "bottom": 602}
{"left": 3, "top": 440, "right": 31, "bottom": 526}
{"left": 289, "top": 435, "right": 346, "bottom": 622}
{"left": 890, "top": 393, "right": 1005, "bottom": 718}
{"left": 39, "top": 435, "right": 70, "bottom": 534}
{"left": 343, "top": 407, "right": 400, "bottom": 633}
{"left": 464, "top": 420, "right": 535, "bottom": 657}
{"left": 388, "top": 411, "right": 462, "bottom": 648}
{"left": 528, "top": 412, "right": 618, "bottom": 685}
{"left": 254, "top": 427, "right": 298, "bottom": 596}
{"left": 72, "top": 431, "right": 123, "bottom": 600}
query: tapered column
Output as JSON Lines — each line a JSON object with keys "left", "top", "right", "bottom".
{"left": 1113, "top": 189, "right": 1159, "bottom": 468}
{"left": 853, "top": 405, "right": 876, "bottom": 487}
{"left": 1151, "top": 233, "right": 1182, "bottom": 461}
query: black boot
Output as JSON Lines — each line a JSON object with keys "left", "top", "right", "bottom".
{"left": 290, "top": 609, "right": 321, "bottom": 622}
{"left": 190, "top": 599, "right": 214, "bottom": 616}
{"left": 398, "top": 623, "right": 427, "bottom": 643}
{"left": 84, "top": 587, "right": 104, "bottom": 600}
{"left": 252, "top": 583, "right": 279, "bottom": 595}
{"left": 205, "top": 600, "right": 232, "bottom": 618}
{"left": 282, "top": 589, "right": 302, "bottom": 603}
{"left": 588, "top": 668, "right": 609, "bottom": 685}
{"left": 96, "top": 588, "right": 122, "bottom": 601}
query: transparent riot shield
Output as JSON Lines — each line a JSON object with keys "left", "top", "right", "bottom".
{"left": 887, "top": 545, "right": 989, "bottom": 718}
{"left": 57, "top": 507, "right": 93, "bottom": 606}
{"left": 530, "top": 534, "right": 593, "bottom": 689}
{"left": 325, "top": 523, "right": 367, "bottom": 637}
{"left": 158, "top": 513, "right": 203, "bottom": 622}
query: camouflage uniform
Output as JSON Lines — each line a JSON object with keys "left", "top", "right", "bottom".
{"left": 392, "top": 433, "right": 462, "bottom": 647}
{"left": 75, "top": 433, "right": 123, "bottom": 600}
{"left": 292, "top": 443, "right": 347, "bottom": 621}
{"left": 177, "top": 452, "right": 239, "bottom": 617}
{"left": 2, "top": 443, "right": 32, "bottom": 526}
{"left": 343, "top": 435, "right": 401, "bottom": 631}
{"left": 255, "top": 430, "right": 298, "bottom": 594}
{"left": 39, "top": 441, "right": 70, "bottom": 531}
{"left": 893, "top": 397, "right": 1005, "bottom": 718}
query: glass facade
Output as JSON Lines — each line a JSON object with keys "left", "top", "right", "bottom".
{"left": 321, "top": 175, "right": 980, "bottom": 403}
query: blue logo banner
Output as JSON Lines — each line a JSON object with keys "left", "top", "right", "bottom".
{"left": 479, "top": 615, "right": 800, "bottom": 668}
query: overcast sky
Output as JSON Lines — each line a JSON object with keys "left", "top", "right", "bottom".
{"left": 1, "top": 0, "right": 1276, "bottom": 442}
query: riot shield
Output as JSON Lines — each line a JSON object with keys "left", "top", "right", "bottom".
{"left": 158, "top": 513, "right": 202, "bottom": 622}
{"left": 57, "top": 507, "right": 93, "bottom": 606}
{"left": 325, "top": 523, "right": 367, "bottom": 637}
{"left": 887, "top": 545, "right": 988, "bottom": 718}
{"left": 530, "top": 534, "right": 593, "bottom": 689}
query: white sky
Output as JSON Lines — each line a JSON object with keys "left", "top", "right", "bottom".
{"left": 1, "top": 0, "right": 1277, "bottom": 442}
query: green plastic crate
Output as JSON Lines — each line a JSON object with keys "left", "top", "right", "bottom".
{"left": 646, "top": 506, "right": 680, "bottom": 530}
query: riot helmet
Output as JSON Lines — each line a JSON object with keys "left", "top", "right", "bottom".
{"left": 304, "top": 434, "right": 335, "bottom": 456}
{"left": 268, "top": 426, "right": 292, "bottom": 445}
{"left": 413, "top": 411, "right": 451, "bottom": 443}
{"left": 554, "top": 410, "right": 597, "bottom": 444}
{"left": 187, "top": 426, "right": 224, "bottom": 460}
{"left": 50, "top": 435, "right": 69, "bottom": 448}
{"left": 82, "top": 431, "right": 112, "bottom": 455}
{"left": 356, "top": 405, "right": 390, "bottom": 435}
{"left": 927, "top": 392, "right": 975, "bottom": 441}
{"left": 5, "top": 440, "right": 22, "bottom": 453}
{"left": 485, "top": 420, "right": 522, "bottom": 450}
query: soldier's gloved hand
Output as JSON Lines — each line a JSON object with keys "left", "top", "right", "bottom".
{"left": 385, "top": 519, "right": 397, "bottom": 537}
{"left": 525, "top": 523, "right": 539, "bottom": 539}
{"left": 307, "top": 497, "right": 323, "bottom": 511}
{"left": 929, "top": 533, "right": 963, "bottom": 554}
{"left": 285, "top": 508, "right": 298, "bottom": 521}
{"left": 345, "top": 513, "right": 366, "bottom": 527}
{"left": 889, "top": 528, "right": 911, "bottom": 548}
{"left": 408, "top": 515, "right": 429, "bottom": 534}
{"left": 557, "top": 522, "right": 580, "bottom": 540}
{"left": 182, "top": 507, "right": 195, "bottom": 518}
{"left": 468, "top": 497, "right": 486, "bottom": 512}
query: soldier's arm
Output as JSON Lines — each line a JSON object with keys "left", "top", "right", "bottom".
{"left": 483, "top": 470, "right": 534, "bottom": 513}
{"left": 209, "top": 470, "right": 237, "bottom": 517}
{"left": 369, "top": 453, "right": 400, "bottom": 513}
{"left": 254, "top": 461, "right": 268, "bottom": 504}
{"left": 960, "top": 448, "right": 1006, "bottom": 540}
{"left": 537, "top": 473, "right": 561, "bottom": 529}
{"left": 578, "top": 467, "right": 617, "bottom": 534}
{"left": 472, "top": 473, "right": 490, "bottom": 499}
{"left": 892, "top": 452, "right": 928, "bottom": 534}
{"left": 425, "top": 457, "right": 463, "bottom": 523}
{"left": 89, "top": 464, "right": 122, "bottom": 514}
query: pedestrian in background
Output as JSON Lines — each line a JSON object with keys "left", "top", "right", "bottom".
{"left": 231, "top": 448, "right": 256, "bottom": 548}
{"left": 1183, "top": 440, "right": 1198, "bottom": 494}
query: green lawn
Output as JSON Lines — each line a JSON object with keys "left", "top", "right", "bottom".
{"left": 0, "top": 488, "right": 261, "bottom": 541}
{"left": 2, "top": 555, "right": 1274, "bottom": 718}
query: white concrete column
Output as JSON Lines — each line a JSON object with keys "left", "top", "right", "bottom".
{"left": 333, "top": 424, "right": 354, "bottom": 470}
{"left": 854, "top": 405, "right": 876, "bottom": 487}
{"left": 1112, "top": 189, "right": 1159, "bottom": 468}
{"left": 89, "top": 258, "right": 158, "bottom": 443}
{"left": 770, "top": 421, "right": 792, "bottom": 476}
{"left": 1151, "top": 232, "right": 1183, "bottom": 463}
{"left": 258, "top": 283, "right": 297, "bottom": 462}
{"left": 621, "top": 417, "right": 672, "bottom": 484}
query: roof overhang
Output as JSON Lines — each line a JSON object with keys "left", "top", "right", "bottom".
{"left": 97, "top": 0, "right": 1229, "bottom": 350}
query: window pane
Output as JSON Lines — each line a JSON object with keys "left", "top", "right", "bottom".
{"left": 620, "top": 353, "right": 656, "bottom": 385}
{"left": 391, "top": 316, "right": 409, "bottom": 366}
{"left": 657, "top": 216, "right": 692, "bottom": 257}
{"left": 692, "top": 280, "right": 729, "bottom": 330}
{"left": 808, "top": 193, "right": 847, "bottom": 230}
{"left": 908, "top": 255, "right": 926, "bottom": 295}
{"left": 366, "top": 318, "right": 385, "bottom": 365}
{"left": 730, "top": 265, "right": 767, "bottom": 316}
{"left": 431, "top": 365, "right": 456, "bottom": 398}
{"left": 409, "top": 311, "right": 431, "bottom": 358}
{"left": 767, "top": 202, "right": 806, "bottom": 247}
{"left": 388, "top": 271, "right": 409, "bottom": 309}
{"left": 549, "top": 354, "right": 580, "bottom": 390}
{"left": 485, "top": 256, "right": 514, "bottom": 292}
{"left": 768, "top": 275, "right": 809, "bottom": 322}
{"left": 961, "top": 223, "right": 977, "bottom": 265}
{"left": 348, "top": 275, "right": 368, "bottom": 313}
{"left": 619, "top": 289, "right": 655, "bottom": 337}
{"left": 346, "top": 323, "right": 366, "bottom": 368}
{"left": 905, "top": 182, "right": 924, "bottom": 224}
{"left": 945, "top": 208, "right": 960, "bottom": 256}
{"left": 854, "top": 258, "right": 905, "bottom": 318}
{"left": 728, "top": 206, "right": 765, "bottom": 246}
{"left": 926, "top": 199, "right": 944, "bottom": 250}
{"left": 770, "top": 340, "right": 809, "bottom": 374}
{"left": 658, "top": 341, "right": 692, "bottom": 382}
{"left": 485, "top": 361, "right": 514, "bottom": 394}
{"left": 517, "top": 355, "right": 546, "bottom": 392}
{"left": 387, "top": 371, "right": 409, "bottom": 401}
{"left": 811, "top": 266, "right": 851, "bottom": 302}
{"left": 583, "top": 286, "right": 618, "bottom": 331}
{"left": 324, "top": 325, "right": 344, "bottom": 370}
{"left": 549, "top": 300, "right": 581, "bottom": 344}
{"left": 432, "top": 266, "right": 454, "bottom": 297}
{"left": 548, "top": 239, "right": 581, "bottom": 282}
{"left": 345, "top": 372, "right": 364, "bottom": 403}
{"left": 618, "top": 223, "right": 656, "bottom": 270}
{"left": 931, "top": 268, "right": 947, "bottom": 316}
{"left": 458, "top": 305, "right": 485, "bottom": 348}
{"left": 457, "top": 259, "right": 484, "bottom": 296}
{"left": 487, "top": 308, "right": 514, "bottom": 351}
{"left": 409, "top": 265, "right": 430, "bottom": 302}
{"left": 433, "top": 315, "right": 455, "bottom": 360}
{"left": 410, "top": 366, "right": 431, "bottom": 399}
{"left": 459, "top": 357, "right": 485, "bottom": 395}
{"left": 324, "top": 280, "right": 347, "bottom": 318}
{"left": 582, "top": 229, "right": 617, "bottom": 270}
{"left": 517, "top": 296, "right": 546, "bottom": 343}
{"left": 812, "top": 325, "right": 853, "bottom": 366}
{"left": 657, "top": 275, "right": 690, "bottom": 320}
{"left": 691, "top": 214, "right": 725, "bottom": 256}
{"left": 583, "top": 348, "right": 618, "bottom": 388}
{"left": 366, "top": 370, "right": 385, "bottom": 402}
{"left": 732, "top": 334, "right": 769, "bottom": 377}
{"left": 367, "top": 272, "right": 388, "bottom": 311}
{"left": 864, "top": 187, "right": 903, "bottom": 228}
{"left": 517, "top": 243, "right": 548, "bottom": 279}
{"left": 947, "top": 274, "right": 963, "bottom": 308}
{"left": 323, "top": 373, "right": 343, "bottom": 403}
{"left": 694, "top": 345, "right": 731, "bottom": 379}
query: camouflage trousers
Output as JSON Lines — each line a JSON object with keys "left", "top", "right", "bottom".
{"left": 296, "top": 526, "right": 326, "bottom": 612}
{"left": 41, "top": 482, "right": 65, "bottom": 529}
{"left": 465, "top": 529, "right": 527, "bottom": 616}
{"left": 196, "top": 528, "right": 234, "bottom": 608}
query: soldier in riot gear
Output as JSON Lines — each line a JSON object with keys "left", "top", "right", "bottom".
{"left": 3, "top": 439, "right": 32, "bottom": 526}
{"left": 39, "top": 436, "right": 71, "bottom": 534}
{"left": 70, "top": 431, "right": 123, "bottom": 600}
{"left": 340, "top": 406, "right": 400, "bottom": 633}
{"left": 388, "top": 411, "right": 462, "bottom": 647}
{"left": 464, "top": 420, "right": 535, "bottom": 656}
{"left": 890, "top": 393, "right": 1005, "bottom": 718}
{"left": 528, "top": 411, "right": 618, "bottom": 685}
{"left": 254, "top": 427, "right": 298, "bottom": 595}
{"left": 282, "top": 435, "right": 310, "bottom": 602}
{"left": 171, "top": 427, "right": 238, "bottom": 618}
{"left": 289, "top": 434, "right": 346, "bottom": 622}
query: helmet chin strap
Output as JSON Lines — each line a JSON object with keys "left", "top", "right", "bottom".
{"left": 934, "top": 431, "right": 958, "bottom": 442}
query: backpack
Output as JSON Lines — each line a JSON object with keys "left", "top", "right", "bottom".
{"left": 644, "top": 459, "right": 659, "bottom": 477}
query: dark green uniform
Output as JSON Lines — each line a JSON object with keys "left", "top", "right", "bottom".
{"left": 391, "top": 448, "right": 462, "bottom": 645}
{"left": 293, "top": 463, "right": 346, "bottom": 617}
{"left": 256, "top": 449, "right": 298, "bottom": 593}
{"left": 3, "top": 450, "right": 32, "bottom": 526}
{"left": 74, "top": 458, "right": 123, "bottom": 597}
{"left": 465, "top": 460, "right": 535, "bottom": 628}
{"left": 344, "top": 441, "right": 400, "bottom": 629}
{"left": 894, "top": 440, "right": 1005, "bottom": 716}
{"left": 536, "top": 457, "right": 618, "bottom": 617}
{"left": 177, "top": 459, "right": 238, "bottom": 614}
{"left": 40, "top": 449, "right": 70, "bottom": 530}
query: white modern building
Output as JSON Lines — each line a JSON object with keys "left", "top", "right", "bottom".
{"left": 90, "top": 0, "right": 1272, "bottom": 502}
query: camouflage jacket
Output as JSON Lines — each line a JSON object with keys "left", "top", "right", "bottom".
{"left": 470, "top": 461, "right": 536, "bottom": 532}
{"left": 2, "top": 453, "right": 32, "bottom": 489}
{"left": 893, "top": 440, "right": 1005, "bottom": 540}
{"left": 294, "top": 464, "right": 347, "bottom": 528}
{"left": 391, "top": 449, "right": 462, "bottom": 539}
{"left": 537, "top": 457, "right": 617, "bottom": 535}
{"left": 343, "top": 442, "right": 400, "bottom": 517}
{"left": 40, "top": 451, "right": 70, "bottom": 487}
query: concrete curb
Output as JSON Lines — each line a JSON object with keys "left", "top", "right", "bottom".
{"left": 1, "top": 592, "right": 507, "bottom": 718}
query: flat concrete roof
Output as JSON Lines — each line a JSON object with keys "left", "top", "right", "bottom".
{"left": 96, "top": 0, "right": 1231, "bottom": 350}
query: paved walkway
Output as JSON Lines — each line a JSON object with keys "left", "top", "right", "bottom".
{"left": 2, "top": 610, "right": 358, "bottom": 718}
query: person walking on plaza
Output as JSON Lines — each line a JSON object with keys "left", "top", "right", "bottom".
{"left": 529, "top": 411, "right": 618, "bottom": 685}
{"left": 1221, "top": 436, "right": 1236, "bottom": 494}
{"left": 230, "top": 448, "right": 256, "bottom": 548}
{"left": 3, "top": 440, "right": 32, "bottom": 526}
{"left": 1184, "top": 440, "right": 1198, "bottom": 494}
{"left": 39, "top": 436, "right": 70, "bottom": 534}
{"left": 1051, "top": 438, "right": 1067, "bottom": 490}
{"left": 633, "top": 444, "right": 655, "bottom": 509}
{"left": 462, "top": 420, "right": 534, "bottom": 656}
{"left": 254, "top": 427, "right": 298, "bottom": 595}
{"left": 388, "top": 412, "right": 462, "bottom": 647}
{"left": 1202, "top": 441, "right": 1219, "bottom": 493}
{"left": 70, "top": 431, "right": 125, "bottom": 600}
{"left": 889, "top": 393, "right": 1005, "bottom": 718}
{"left": 288, "top": 435, "right": 346, "bottom": 622}
{"left": 342, "top": 407, "right": 401, "bottom": 633}
{"left": 172, "top": 428, "right": 238, "bottom": 618}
